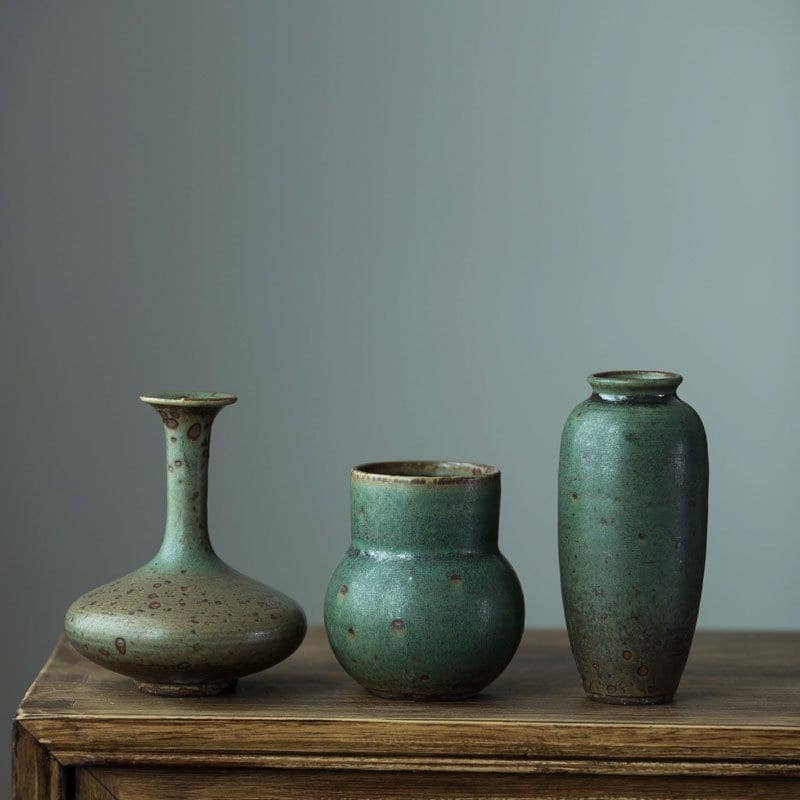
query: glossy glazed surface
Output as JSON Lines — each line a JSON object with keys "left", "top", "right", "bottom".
{"left": 325, "top": 461, "right": 524, "bottom": 700}
{"left": 558, "top": 372, "right": 708, "bottom": 704}
{"left": 65, "top": 393, "right": 306, "bottom": 695}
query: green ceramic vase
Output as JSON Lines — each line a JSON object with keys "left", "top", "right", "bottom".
{"left": 65, "top": 392, "right": 306, "bottom": 696}
{"left": 558, "top": 371, "right": 708, "bottom": 705}
{"left": 324, "top": 461, "right": 525, "bottom": 700}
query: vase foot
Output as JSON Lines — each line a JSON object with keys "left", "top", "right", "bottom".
{"left": 585, "top": 691, "right": 673, "bottom": 706}
{"left": 136, "top": 678, "right": 238, "bottom": 697}
{"left": 368, "top": 688, "right": 480, "bottom": 701}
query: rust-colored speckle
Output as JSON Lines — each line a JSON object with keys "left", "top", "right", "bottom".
{"left": 115, "top": 637, "right": 126, "bottom": 655}
{"left": 638, "top": 532, "right": 646, "bottom": 541}
{"left": 165, "top": 417, "right": 178, "bottom": 429}
{"left": 592, "top": 661, "right": 600, "bottom": 671}
{"left": 449, "top": 573, "right": 463, "bottom": 585}
{"left": 623, "top": 650, "right": 633, "bottom": 660}
{"left": 389, "top": 618, "right": 406, "bottom": 633}
{"left": 420, "top": 674, "right": 429, "bottom": 681}
{"left": 638, "top": 664, "right": 650, "bottom": 677}
{"left": 175, "top": 460, "right": 182, "bottom": 467}
{"left": 149, "top": 601, "right": 161, "bottom": 609}
{"left": 98, "top": 648, "right": 111, "bottom": 657}
{"left": 606, "top": 684, "right": 617, "bottom": 693}
{"left": 570, "top": 492, "right": 578, "bottom": 501}
{"left": 338, "top": 584, "right": 348, "bottom": 597}
{"left": 187, "top": 422, "right": 202, "bottom": 440}
{"left": 148, "top": 593, "right": 158, "bottom": 599}
{"left": 153, "top": 582, "right": 162, "bottom": 588}
{"left": 347, "top": 627, "right": 356, "bottom": 638}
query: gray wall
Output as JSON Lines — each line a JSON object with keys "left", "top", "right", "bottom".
{"left": 2, "top": 0, "right": 799, "bottom": 788}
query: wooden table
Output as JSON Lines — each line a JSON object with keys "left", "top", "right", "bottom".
{"left": 13, "top": 628, "right": 800, "bottom": 799}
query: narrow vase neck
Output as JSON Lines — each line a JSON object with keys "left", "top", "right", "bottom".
{"left": 140, "top": 393, "right": 236, "bottom": 569}
{"left": 153, "top": 405, "right": 219, "bottom": 566}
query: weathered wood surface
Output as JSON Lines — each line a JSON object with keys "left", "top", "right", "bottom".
{"left": 76, "top": 766, "right": 800, "bottom": 800}
{"left": 18, "top": 628, "right": 800, "bottom": 767}
{"left": 12, "top": 723, "right": 66, "bottom": 800}
{"left": 14, "top": 627, "right": 800, "bottom": 798}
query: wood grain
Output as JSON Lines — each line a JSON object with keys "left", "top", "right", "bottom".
{"left": 80, "top": 766, "right": 800, "bottom": 800}
{"left": 12, "top": 722, "right": 66, "bottom": 800}
{"left": 21, "top": 629, "right": 800, "bottom": 726}
{"left": 17, "top": 628, "right": 800, "bottom": 771}
{"left": 73, "top": 771, "right": 114, "bottom": 800}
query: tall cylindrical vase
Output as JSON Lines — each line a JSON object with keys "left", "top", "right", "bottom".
{"left": 558, "top": 371, "right": 708, "bottom": 704}
{"left": 65, "top": 392, "right": 306, "bottom": 695}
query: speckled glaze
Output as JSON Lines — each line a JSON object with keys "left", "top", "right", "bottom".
{"left": 65, "top": 392, "right": 306, "bottom": 696}
{"left": 558, "top": 371, "right": 708, "bottom": 705}
{"left": 324, "top": 461, "right": 524, "bottom": 700}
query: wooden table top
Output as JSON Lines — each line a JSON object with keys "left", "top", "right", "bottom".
{"left": 17, "top": 627, "right": 800, "bottom": 776}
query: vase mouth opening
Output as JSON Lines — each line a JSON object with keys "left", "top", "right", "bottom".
{"left": 587, "top": 371, "right": 682, "bottom": 397}
{"left": 139, "top": 392, "right": 238, "bottom": 408}
{"left": 352, "top": 460, "right": 500, "bottom": 485}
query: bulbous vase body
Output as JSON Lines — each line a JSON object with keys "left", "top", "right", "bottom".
{"left": 65, "top": 392, "right": 306, "bottom": 695}
{"left": 558, "top": 372, "right": 708, "bottom": 704}
{"left": 325, "top": 461, "right": 524, "bottom": 700}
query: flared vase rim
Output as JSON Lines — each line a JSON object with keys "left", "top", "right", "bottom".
{"left": 352, "top": 460, "right": 500, "bottom": 485}
{"left": 139, "top": 391, "right": 238, "bottom": 408}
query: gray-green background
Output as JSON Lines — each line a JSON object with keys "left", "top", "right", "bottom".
{"left": 2, "top": 0, "right": 799, "bottom": 788}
